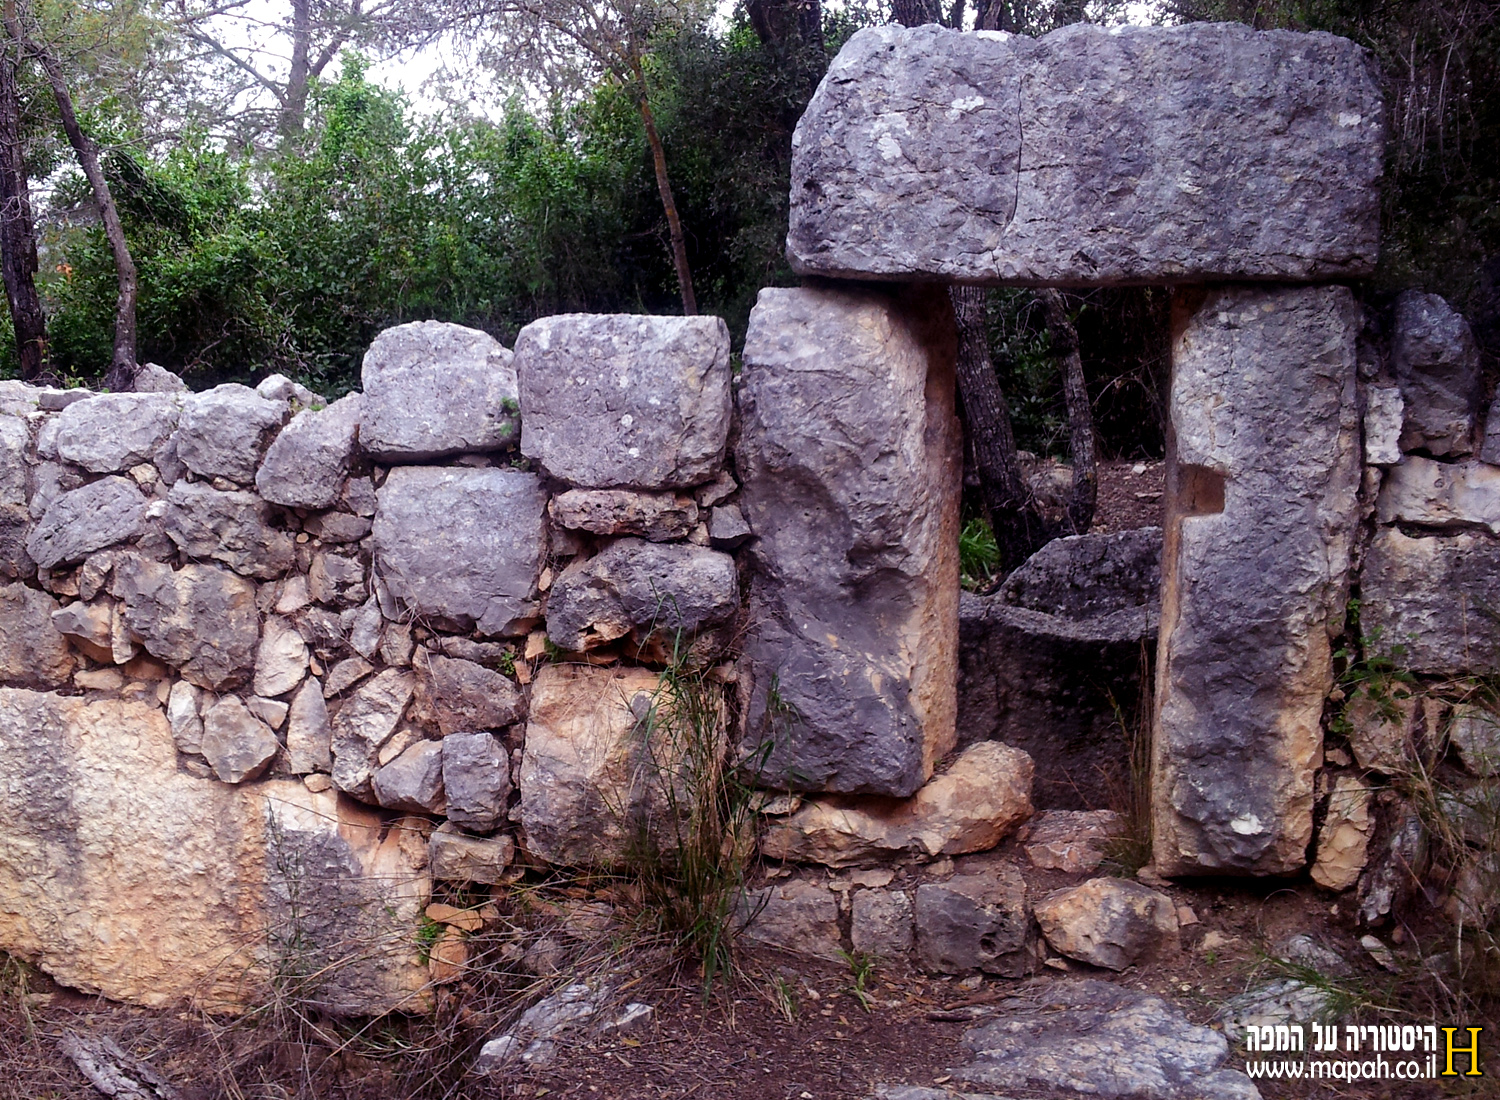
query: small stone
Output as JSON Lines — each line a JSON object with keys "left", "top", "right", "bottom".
{"left": 1033, "top": 878, "right": 1179, "bottom": 971}
{"left": 426, "top": 902, "right": 484, "bottom": 932}
{"left": 27, "top": 477, "right": 147, "bottom": 570}
{"left": 167, "top": 680, "right": 204, "bottom": 754}
{"left": 254, "top": 616, "right": 310, "bottom": 697}
{"left": 1393, "top": 290, "right": 1482, "bottom": 457}
{"left": 303, "top": 772, "right": 332, "bottom": 792}
{"left": 200, "top": 695, "right": 278, "bottom": 783}
{"left": 428, "top": 926, "right": 468, "bottom": 985}
{"left": 851, "top": 889, "right": 914, "bottom": 958}
{"left": 255, "top": 394, "right": 361, "bottom": 509}
{"left": 330, "top": 668, "right": 416, "bottom": 800}
{"left": 1360, "top": 934, "right": 1399, "bottom": 972}
{"left": 275, "top": 574, "right": 312, "bottom": 615}
{"left": 37, "top": 387, "right": 92, "bottom": 411}
{"left": 379, "top": 621, "right": 414, "bottom": 667}
{"left": 1310, "top": 775, "right": 1373, "bottom": 891}
{"left": 739, "top": 879, "right": 843, "bottom": 961}
{"left": 411, "top": 653, "right": 524, "bottom": 736}
{"left": 1275, "top": 933, "right": 1350, "bottom": 976}
{"left": 914, "top": 865, "right": 1031, "bottom": 977}
{"left": 1023, "top": 810, "right": 1125, "bottom": 873}
{"left": 428, "top": 822, "right": 515, "bottom": 884}
{"left": 301, "top": 511, "right": 371, "bottom": 543}
{"left": 309, "top": 552, "right": 365, "bottom": 607}
{"left": 360, "top": 321, "right": 519, "bottom": 460}
{"left": 695, "top": 470, "right": 737, "bottom": 508}
{"left": 1364, "top": 386, "right": 1404, "bottom": 466}
{"left": 53, "top": 393, "right": 181, "bottom": 473}
{"left": 708, "top": 503, "right": 752, "bottom": 547}
{"left": 246, "top": 695, "right": 289, "bottom": 729}
{"left": 132, "top": 363, "right": 189, "bottom": 393}
{"left": 1377, "top": 456, "right": 1500, "bottom": 534}
{"left": 324, "top": 656, "right": 375, "bottom": 697}
{"left": 1343, "top": 687, "right": 1416, "bottom": 772}
{"left": 1217, "top": 979, "right": 1337, "bottom": 1042}
{"left": 286, "top": 679, "right": 332, "bottom": 773}
{"left": 175, "top": 383, "right": 287, "bottom": 482}
{"left": 51, "top": 599, "right": 113, "bottom": 663}
{"left": 550, "top": 488, "right": 698, "bottom": 542}
{"left": 372, "top": 739, "right": 446, "bottom": 814}
{"left": 546, "top": 539, "right": 738, "bottom": 663}
{"left": 760, "top": 742, "right": 1033, "bottom": 867}
{"left": 442, "top": 731, "right": 511, "bottom": 834}
{"left": 75, "top": 668, "right": 125, "bottom": 691}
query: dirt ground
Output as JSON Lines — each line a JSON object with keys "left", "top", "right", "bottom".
{"left": 1, "top": 843, "right": 1477, "bottom": 1100}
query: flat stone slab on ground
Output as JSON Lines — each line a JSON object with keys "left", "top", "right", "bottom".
{"left": 953, "top": 980, "right": 1260, "bottom": 1099}
{"left": 789, "top": 22, "right": 1381, "bottom": 286}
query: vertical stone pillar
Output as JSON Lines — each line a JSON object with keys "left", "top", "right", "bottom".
{"left": 1152, "top": 285, "right": 1361, "bottom": 876}
{"left": 736, "top": 283, "right": 962, "bottom": 797}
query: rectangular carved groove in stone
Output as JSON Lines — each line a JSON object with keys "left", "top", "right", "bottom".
{"left": 788, "top": 23, "right": 1383, "bottom": 287}
{"left": 1152, "top": 285, "right": 1361, "bottom": 876}
{"left": 736, "top": 283, "right": 962, "bottom": 798}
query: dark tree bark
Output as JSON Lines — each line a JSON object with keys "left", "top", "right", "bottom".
{"left": 951, "top": 284, "right": 1050, "bottom": 569}
{"left": 890, "top": 0, "right": 943, "bottom": 25}
{"left": 1040, "top": 288, "right": 1098, "bottom": 536}
{"left": 0, "top": 33, "right": 45, "bottom": 381}
{"left": 14, "top": 14, "right": 137, "bottom": 389}
{"left": 629, "top": 57, "right": 696, "bottom": 316}
{"left": 745, "top": 0, "right": 826, "bottom": 96}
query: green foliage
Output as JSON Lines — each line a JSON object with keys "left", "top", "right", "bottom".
{"left": 959, "top": 516, "right": 1001, "bottom": 589}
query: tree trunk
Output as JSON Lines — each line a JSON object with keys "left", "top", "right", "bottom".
{"left": 890, "top": 0, "right": 943, "bottom": 25}
{"left": 745, "top": 0, "right": 826, "bottom": 95}
{"left": 951, "top": 285, "right": 1049, "bottom": 570}
{"left": 0, "top": 33, "right": 45, "bottom": 381}
{"left": 630, "top": 65, "right": 696, "bottom": 316}
{"left": 21, "top": 23, "right": 137, "bottom": 389}
{"left": 1040, "top": 288, "right": 1097, "bottom": 536}
{"left": 282, "top": 0, "right": 313, "bottom": 138}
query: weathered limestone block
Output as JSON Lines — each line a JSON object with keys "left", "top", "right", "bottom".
{"left": 442, "top": 730, "right": 511, "bottom": 833}
{"left": 411, "top": 652, "right": 524, "bottom": 736}
{"left": 372, "top": 467, "right": 546, "bottom": 636}
{"left": 955, "top": 981, "right": 1258, "bottom": 1100}
{"left": 429, "top": 822, "right": 515, "bottom": 884}
{"left": 760, "top": 742, "right": 1033, "bottom": 867}
{"left": 1310, "top": 775, "right": 1373, "bottom": 891}
{"left": 520, "top": 663, "right": 720, "bottom": 868}
{"left": 959, "top": 529, "right": 1160, "bottom": 809}
{"left": 1342, "top": 687, "right": 1420, "bottom": 772}
{"left": 111, "top": 555, "right": 260, "bottom": 691}
{"left": 360, "top": 321, "right": 519, "bottom": 460}
{"left": 516, "top": 314, "right": 732, "bottom": 489}
{"left": 708, "top": 503, "right": 752, "bottom": 548}
{"left": 309, "top": 551, "right": 366, "bottom": 607}
{"left": 1360, "top": 528, "right": 1500, "bottom": 675}
{"left": 53, "top": 393, "right": 180, "bottom": 473}
{"left": 1033, "top": 878, "right": 1179, "bottom": 971}
{"left": 27, "top": 477, "right": 146, "bottom": 570}
{"left": 0, "top": 689, "right": 262, "bottom": 1009}
{"left": 788, "top": 23, "right": 1382, "bottom": 286}
{"left": 1153, "top": 285, "right": 1361, "bottom": 876}
{"left": 0, "top": 416, "right": 28, "bottom": 506}
{"left": 851, "top": 888, "right": 914, "bottom": 957}
{"left": 0, "top": 690, "right": 429, "bottom": 1014}
{"left": 546, "top": 539, "right": 738, "bottom": 663}
{"left": 738, "top": 879, "right": 843, "bottom": 961}
{"left": 1449, "top": 704, "right": 1500, "bottom": 777}
{"left": 372, "top": 739, "right": 446, "bottom": 814}
{"left": 201, "top": 695, "right": 279, "bottom": 783}
{"left": 0, "top": 504, "right": 30, "bottom": 579}
{"left": 167, "top": 681, "right": 204, "bottom": 753}
{"left": 1023, "top": 810, "right": 1126, "bottom": 873}
{"left": 550, "top": 489, "right": 698, "bottom": 542}
{"left": 1365, "top": 386, "right": 1404, "bottom": 465}
{"left": 914, "top": 865, "right": 1031, "bottom": 977}
{"left": 304, "top": 511, "right": 371, "bottom": 543}
{"left": 176, "top": 383, "right": 288, "bottom": 482}
{"left": 256, "top": 393, "right": 362, "bottom": 509}
{"left": 255, "top": 615, "right": 310, "bottom": 698}
{"left": 164, "top": 481, "right": 296, "bottom": 579}
{"left": 737, "top": 284, "right": 961, "bottom": 797}
{"left": 50, "top": 599, "right": 113, "bottom": 662}
{"left": 1376, "top": 456, "right": 1500, "bottom": 533}
{"left": 0, "top": 583, "right": 74, "bottom": 688}
{"left": 133, "top": 363, "right": 189, "bottom": 393}
{"left": 1392, "top": 290, "right": 1481, "bottom": 457}
{"left": 330, "top": 668, "right": 416, "bottom": 800}
{"left": 286, "top": 679, "right": 332, "bottom": 773}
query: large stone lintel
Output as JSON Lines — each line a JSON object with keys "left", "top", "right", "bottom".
{"left": 736, "top": 283, "right": 961, "bottom": 797}
{"left": 788, "top": 23, "right": 1382, "bottom": 286}
{"left": 1152, "top": 285, "right": 1361, "bottom": 876}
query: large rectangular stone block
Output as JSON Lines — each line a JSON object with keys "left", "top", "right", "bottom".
{"left": 788, "top": 23, "right": 1382, "bottom": 286}
{"left": 736, "top": 284, "right": 961, "bottom": 798}
{"left": 1361, "top": 528, "right": 1500, "bottom": 676}
{"left": 1152, "top": 286, "right": 1361, "bottom": 876}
